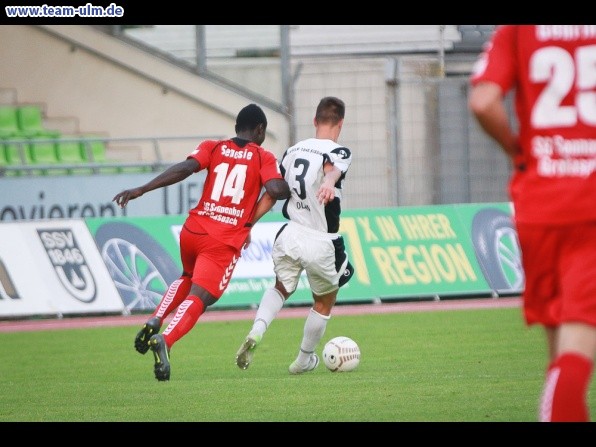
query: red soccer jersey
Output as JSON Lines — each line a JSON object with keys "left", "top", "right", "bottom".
{"left": 184, "top": 137, "right": 283, "bottom": 249}
{"left": 470, "top": 25, "right": 596, "bottom": 225}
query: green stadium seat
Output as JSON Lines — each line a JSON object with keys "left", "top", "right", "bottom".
{"left": 55, "top": 140, "right": 93, "bottom": 175}
{"left": 0, "top": 144, "right": 20, "bottom": 176}
{"left": 4, "top": 140, "right": 42, "bottom": 175}
{"left": 0, "top": 144, "right": 7, "bottom": 164}
{"left": 81, "top": 138, "right": 107, "bottom": 162}
{"left": 5, "top": 141, "right": 33, "bottom": 164}
{"left": 63, "top": 137, "right": 152, "bottom": 175}
{"left": 16, "top": 105, "right": 61, "bottom": 139}
{"left": 28, "top": 139, "right": 57, "bottom": 163}
{"left": 82, "top": 137, "right": 153, "bottom": 174}
{"left": 0, "top": 105, "right": 21, "bottom": 139}
{"left": 80, "top": 138, "right": 119, "bottom": 174}
{"left": 28, "top": 139, "right": 67, "bottom": 175}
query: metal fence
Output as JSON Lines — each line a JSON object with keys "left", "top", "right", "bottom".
{"left": 3, "top": 62, "right": 512, "bottom": 209}
{"left": 4, "top": 28, "right": 514, "bottom": 210}
{"left": 291, "top": 56, "right": 514, "bottom": 210}
{"left": 114, "top": 25, "right": 510, "bottom": 210}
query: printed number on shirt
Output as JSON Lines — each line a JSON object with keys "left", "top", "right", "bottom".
{"left": 532, "top": 45, "right": 596, "bottom": 128}
{"left": 212, "top": 162, "right": 247, "bottom": 204}
{"left": 291, "top": 158, "right": 310, "bottom": 200}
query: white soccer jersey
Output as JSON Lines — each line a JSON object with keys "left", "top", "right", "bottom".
{"left": 279, "top": 137, "right": 352, "bottom": 233}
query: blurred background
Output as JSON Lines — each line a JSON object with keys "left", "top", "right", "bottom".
{"left": 1, "top": 24, "right": 527, "bottom": 318}
{"left": 0, "top": 25, "right": 511, "bottom": 212}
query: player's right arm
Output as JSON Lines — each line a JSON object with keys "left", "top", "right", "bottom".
{"left": 113, "top": 158, "right": 199, "bottom": 208}
{"left": 468, "top": 25, "right": 521, "bottom": 161}
{"left": 468, "top": 82, "right": 520, "bottom": 159}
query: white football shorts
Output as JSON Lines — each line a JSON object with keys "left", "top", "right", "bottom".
{"left": 272, "top": 221, "right": 350, "bottom": 295}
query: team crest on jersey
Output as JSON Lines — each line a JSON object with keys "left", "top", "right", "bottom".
{"left": 332, "top": 147, "right": 351, "bottom": 159}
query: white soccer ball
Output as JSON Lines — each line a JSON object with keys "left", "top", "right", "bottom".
{"left": 322, "top": 336, "right": 361, "bottom": 372}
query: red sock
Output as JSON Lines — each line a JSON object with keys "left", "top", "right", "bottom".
{"left": 152, "top": 276, "right": 192, "bottom": 322}
{"left": 540, "top": 352, "right": 593, "bottom": 422}
{"left": 162, "top": 295, "right": 205, "bottom": 348}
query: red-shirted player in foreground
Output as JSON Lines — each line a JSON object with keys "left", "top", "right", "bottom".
{"left": 113, "top": 104, "right": 290, "bottom": 381}
{"left": 469, "top": 25, "right": 596, "bottom": 421}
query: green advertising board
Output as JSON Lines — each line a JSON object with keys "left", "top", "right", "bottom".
{"left": 86, "top": 202, "right": 524, "bottom": 313}
{"left": 337, "top": 202, "right": 522, "bottom": 301}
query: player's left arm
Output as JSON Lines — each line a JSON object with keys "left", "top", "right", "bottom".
{"left": 242, "top": 190, "right": 277, "bottom": 249}
{"left": 318, "top": 163, "right": 342, "bottom": 205}
{"left": 248, "top": 190, "right": 277, "bottom": 226}
{"left": 247, "top": 176, "right": 289, "bottom": 227}
{"left": 318, "top": 147, "right": 351, "bottom": 205}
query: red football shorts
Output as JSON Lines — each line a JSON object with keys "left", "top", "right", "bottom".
{"left": 516, "top": 221, "right": 596, "bottom": 327}
{"left": 179, "top": 224, "right": 241, "bottom": 299}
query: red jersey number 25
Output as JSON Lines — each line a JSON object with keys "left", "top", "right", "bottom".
{"left": 531, "top": 45, "right": 596, "bottom": 128}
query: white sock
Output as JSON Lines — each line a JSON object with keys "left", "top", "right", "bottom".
{"left": 249, "top": 287, "right": 285, "bottom": 338}
{"left": 296, "top": 308, "right": 329, "bottom": 364}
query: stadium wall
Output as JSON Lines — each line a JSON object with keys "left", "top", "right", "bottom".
{"left": 0, "top": 25, "right": 289, "bottom": 160}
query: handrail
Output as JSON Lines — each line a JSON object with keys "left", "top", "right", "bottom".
{"left": 0, "top": 134, "right": 225, "bottom": 176}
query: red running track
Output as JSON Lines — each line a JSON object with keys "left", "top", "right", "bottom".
{"left": 0, "top": 297, "right": 521, "bottom": 333}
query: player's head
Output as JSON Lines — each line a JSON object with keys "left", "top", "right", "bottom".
{"left": 315, "top": 96, "right": 345, "bottom": 126}
{"left": 235, "top": 103, "right": 268, "bottom": 145}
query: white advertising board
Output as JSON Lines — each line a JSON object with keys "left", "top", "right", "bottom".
{"left": 0, "top": 219, "right": 124, "bottom": 318}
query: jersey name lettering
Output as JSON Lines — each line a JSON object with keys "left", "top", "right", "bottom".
{"left": 536, "top": 25, "right": 596, "bottom": 41}
{"left": 220, "top": 145, "right": 253, "bottom": 160}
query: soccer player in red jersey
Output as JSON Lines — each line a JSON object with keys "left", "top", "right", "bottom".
{"left": 469, "top": 25, "right": 596, "bottom": 421}
{"left": 112, "top": 104, "right": 289, "bottom": 381}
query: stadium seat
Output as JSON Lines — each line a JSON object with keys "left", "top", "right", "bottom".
{"left": 0, "top": 143, "right": 20, "bottom": 176}
{"left": 0, "top": 144, "right": 7, "bottom": 164}
{"left": 80, "top": 137, "right": 119, "bottom": 174}
{"left": 28, "top": 139, "right": 67, "bottom": 175}
{"left": 5, "top": 141, "right": 33, "bottom": 164}
{"left": 16, "top": 105, "right": 61, "bottom": 139}
{"left": 5, "top": 140, "right": 42, "bottom": 175}
{"left": 81, "top": 138, "right": 107, "bottom": 162}
{"left": 0, "top": 105, "right": 21, "bottom": 139}
{"left": 55, "top": 140, "right": 93, "bottom": 175}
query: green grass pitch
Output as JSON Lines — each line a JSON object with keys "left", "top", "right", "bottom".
{"left": 1, "top": 306, "right": 594, "bottom": 422}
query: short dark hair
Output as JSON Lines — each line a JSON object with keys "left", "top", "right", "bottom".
{"left": 315, "top": 96, "right": 345, "bottom": 125}
{"left": 235, "top": 103, "right": 267, "bottom": 133}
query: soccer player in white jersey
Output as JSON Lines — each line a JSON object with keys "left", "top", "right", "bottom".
{"left": 236, "top": 96, "right": 354, "bottom": 374}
